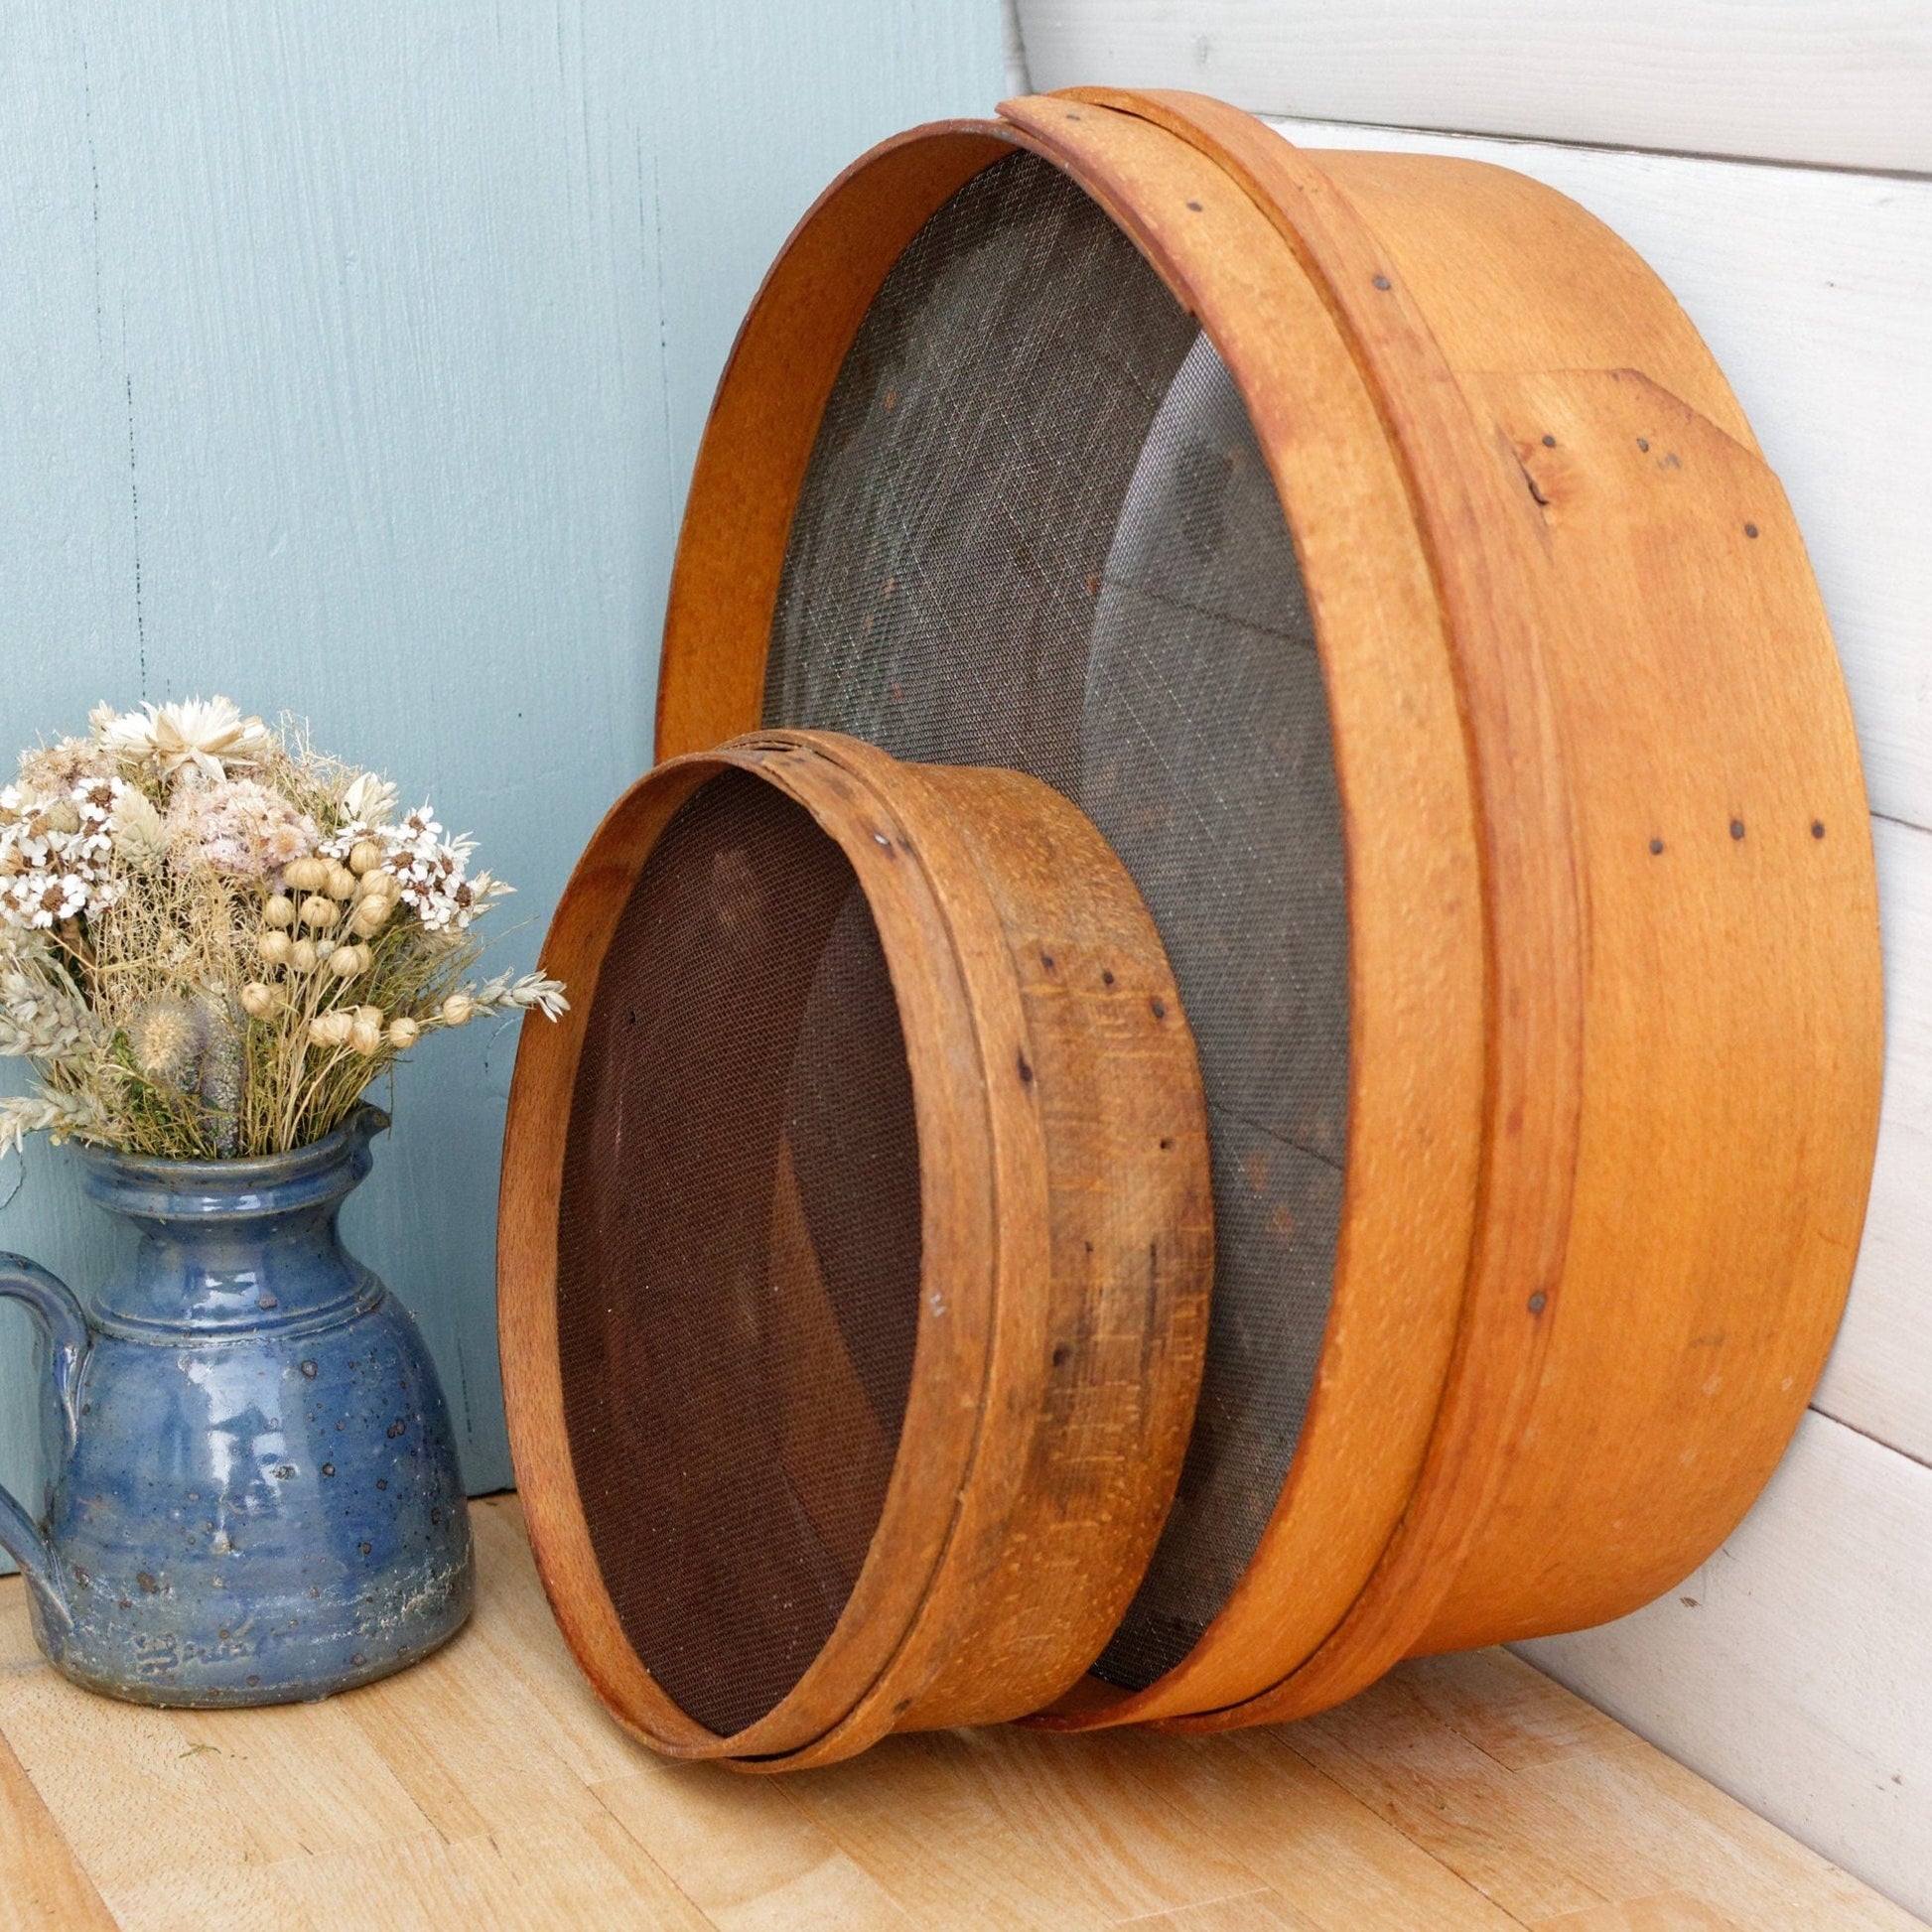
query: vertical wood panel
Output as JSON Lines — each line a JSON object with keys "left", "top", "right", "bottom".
{"left": 1016, "top": 1, "right": 1932, "bottom": 173}
{"left": 1519, "top": 1411, "right": 1932, "bottom": 1924}
{"left": 0, "top": 1, "right": 1001, "bottom": 1524}
{"left": 1813, "top": 815, "right": 1932, "bottom": 1464}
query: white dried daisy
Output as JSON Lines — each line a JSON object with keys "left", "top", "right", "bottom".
{"left": 6, "top": 872, "right": 89, "bottom": 929}
{"left": 0, "top": 774, "right": 121, "bottom": 931}
{"left": 95, "top": 696, "right": 272, "bottom": 786}
{"left": 325, "top": 803, "right": 490, "bottom": 932}
{"left": 0, "top": 782, "right": 52, "bottom": 848}
{"left": 404, "top": 839, "right": 485, "bottom": 932}
{"left": 69, "top": 777, "right": 120, "bottom": 860}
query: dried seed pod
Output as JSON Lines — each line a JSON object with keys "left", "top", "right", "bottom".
{"left": 256, "top": 929, "right": 294, "bottom": 966}
{"left": 347, "top": 1013, "right": 384, "bottom": 1056}
{"left": 239, "top": 982, "right": 279, "bottom": 1019}
{"left": 347, "top": 895, "right": 391, "bottom": 938}
{"left": 308, "top": 1011, "right": 354, "bottom": 1048}
{"left": 387, "top": 1016, "right": 422, "bottom": 1049}
{"left": 348, "top": 838, "right": 384, "bottom": 876}
{"left": 289, "top": 938, "right": 320, "bottom": 973}
{"left": 284, "top": 857, "right": 332, "bottom": 894}
{"left": 262, "top": 895, "right": 297, "bottom": 928}
{"left": 440, "top": 993, "right": 476, "bottom": 1028}
{"left": 325, "top": 862, "right": 359, "bottom": 900}
{"left": 326, "top": 943, "right": 368, "bottom": 980}
{"left": 299, "top": 895, "right": 341, "bottom": 930}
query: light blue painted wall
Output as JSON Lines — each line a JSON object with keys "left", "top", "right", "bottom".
{"left": 0, "top": 1, "right": 1005, "bottom": 1532}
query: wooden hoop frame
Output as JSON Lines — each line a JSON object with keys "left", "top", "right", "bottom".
{"left": 525, "top": 89, "right": 1882, "bottom": 1744}
{"left": 499, "top": 730, "right": 1211, "bottom": 1765}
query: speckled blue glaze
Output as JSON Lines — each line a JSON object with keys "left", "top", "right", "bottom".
{"left": 0, "top": 1105, "right": 472, "bottom": 1705}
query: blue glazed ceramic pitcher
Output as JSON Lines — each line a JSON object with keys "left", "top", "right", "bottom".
{"left": 0, "top": 1105, "right": 472, "bottom": 1705}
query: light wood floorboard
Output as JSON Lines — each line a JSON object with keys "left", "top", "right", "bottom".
{"left": 0, "top": 1496, "right": 1916, "bottom": 1931}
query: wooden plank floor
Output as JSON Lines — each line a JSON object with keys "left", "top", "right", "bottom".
{"left": 0, "top": 1497, "right": 1918, "bottom": 1932}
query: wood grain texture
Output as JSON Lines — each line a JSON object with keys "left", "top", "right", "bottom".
{"left": 1249, "top": 109, "right": 1932, "bottom": 1924}
{"left": 500, "top": 732, "right": 1211, "bottom": 1763}
{"left": 1411, "top": 359, "right": 1876, "bottom": 1649}
{"left": 1034, "top": 91, "right": 1874, "bottom": 1725}
{"left": 0, "top": 1730, "right": 114, "bottom": 1932}
{"left": 984, "top": 89, "right": 1489, "bottom": 1731}
{"left": 1538, "top": 1899, "right": 1740, "bottom": 1932}
{"left": 0, "top": 1497, "right": 1916, "bottom": 1931}
{"left": 657, "top": 125, "right": 1015, "bottom": 759}
{"left": 1520, "top": 1409, "right": 1932, "bottom": 1924}
{"left": 1252, "top": 116, "right": 1932, "bottom": 843}
{"left": 652, "top": 92, "right": 1880, "bottom": 1748}
{"left": 1014, "top": 0, "right": 1932, "bottom": 174}
{"left": 1256, "top": 110, "right": 1932, "bottom": 1471}
{"left": 0, "top": 0, "right": 1002, "bottom": 1541}
{"left": 990, "top": 88, "right": 1569, "bottom": 1729}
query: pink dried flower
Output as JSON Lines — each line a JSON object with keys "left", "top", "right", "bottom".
{"left": 166, "top": 778, "right": 319, "bottom": 881}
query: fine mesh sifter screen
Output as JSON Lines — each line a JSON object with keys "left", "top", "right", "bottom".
{"left": 765, "top": 150, "right": 1349, "bottom": 1692}
{"left": 555, "top": 771, "right": 922, "bottom": 1736}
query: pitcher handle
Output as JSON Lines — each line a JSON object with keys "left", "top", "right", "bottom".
{"left": 0, "top": 1255, "right": 89, "bottom": 1627}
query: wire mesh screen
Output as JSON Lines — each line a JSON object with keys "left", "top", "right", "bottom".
{"left": 765, "top": 151, "right": 1348, "bottom": 1691}
{"left": 556, "top": 771, "right": 921, "bottom": 1736}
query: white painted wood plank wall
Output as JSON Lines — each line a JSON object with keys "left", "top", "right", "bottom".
{"left": 1526, "top": 1411, "right": 1932, "bottom": 1906}
{"left": 1118, "top": 89, "right": 1932, "bottom": 1927}
{"left": 1019, "top": 0, "right": 1932, "bottom": 172}
{"left": 1827, "top": 816, "right": 1932, "bottom": 1467}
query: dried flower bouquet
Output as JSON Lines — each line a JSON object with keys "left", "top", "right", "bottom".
{"left": 0, "top": 697, "right": 564, "bottom": 1160}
